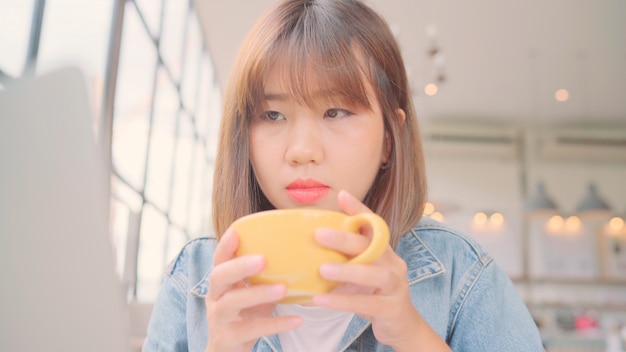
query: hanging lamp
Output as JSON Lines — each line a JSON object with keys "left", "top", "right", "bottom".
{"left": 525, "top": 181, "right": 559, "bottom": 217}
{"left": 575, "top": 182, "right": 611, "bottom": 218}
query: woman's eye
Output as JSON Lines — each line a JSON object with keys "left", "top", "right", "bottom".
{"left": 325, "top": 108, "right": 352, "bottom": 119}
{"left": 260, "top": 111, "right": 285, "bottom": 121}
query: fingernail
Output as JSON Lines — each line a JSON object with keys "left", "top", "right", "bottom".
{"left": 320, "top": 263, "right": 339, "bottom": 278}
{"left": 245, "top": 254, "right": 264, "bottom": 270}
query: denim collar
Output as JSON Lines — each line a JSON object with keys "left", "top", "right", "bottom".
{"left": 190, "top": 228, "right": 446, "bottom": 351}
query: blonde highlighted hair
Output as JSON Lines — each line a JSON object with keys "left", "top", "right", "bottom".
{"left": 212, "top": 0, "right": 427, "bottom": 248}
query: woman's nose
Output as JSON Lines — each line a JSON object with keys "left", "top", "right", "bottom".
{"left": 285, "top": 118, "right": 323, "bottom": 166}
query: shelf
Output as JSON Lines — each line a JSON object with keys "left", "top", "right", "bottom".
{"left": 528, "top": 302, "right": 626, "bottom": 312}
{"left": 513, "top": 277, "right": 626, "bottom": 287}
{"left": 512, "top": 277, "right": 626, "bottom": 311}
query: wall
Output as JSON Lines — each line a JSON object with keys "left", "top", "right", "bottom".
{"left": 422, "top": 122, "right": 626, "bottom": 351}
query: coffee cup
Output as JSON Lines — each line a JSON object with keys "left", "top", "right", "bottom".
{"left": 232, "top": 208, "right": 389, "bottom": 303}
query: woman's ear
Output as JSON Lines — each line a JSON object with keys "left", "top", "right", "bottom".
{"left": 382, "top": 108, "right": 406, "bottom": 164}
{"left": 395, "top": 108, "right": 406, "bottom": 126}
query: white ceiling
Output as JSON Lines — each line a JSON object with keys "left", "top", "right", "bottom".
{"left": 194, "top": 0, "right": 626, "bottom": 126}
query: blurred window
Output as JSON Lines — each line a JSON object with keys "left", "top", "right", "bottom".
{"left": 37, "top": 0, "right": 114, "bottom": 130}
{"left": 159, "top": 0, "right": 187, "bottom": 81}
{"left": 110, "top": 0, "right": 219, "bottom": 302}
{"left": 134, "top": 0, "right": 163, "bottom": 37}
{"left": 112, "top": 1, "right": 157, "bottom": 190}
{"left": 0, "top": 1, "right": 35, "bottom": 78}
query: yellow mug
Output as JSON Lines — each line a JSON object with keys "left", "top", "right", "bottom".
{"left": 232, "top": 209, "right": 390, "bottom": 303}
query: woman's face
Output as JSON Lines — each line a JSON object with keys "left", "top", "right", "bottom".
{"left": 248, "top": 66, "right": 388, "bottom": 212}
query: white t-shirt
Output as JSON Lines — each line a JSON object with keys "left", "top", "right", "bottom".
{"left": 274, "top": 304, "right": 355, "bottom": 351}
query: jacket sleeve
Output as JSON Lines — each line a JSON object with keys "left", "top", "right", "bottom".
{"left": 142, "top": 238, "right": 215, "bottom": 352}
{"left": 141, "top": 268, "right": 190, "bottom": 352}
{"left": 448, "top": 261, "right": 546, "bottom": 351}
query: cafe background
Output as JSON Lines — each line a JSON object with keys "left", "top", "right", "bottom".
{"left": 1, "top": 0, "right": 625, "bottom": 350}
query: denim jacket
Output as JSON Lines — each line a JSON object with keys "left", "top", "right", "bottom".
{"left": 143, "top": 218, "right": 545, "bottom": 351}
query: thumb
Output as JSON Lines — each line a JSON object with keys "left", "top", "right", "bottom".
{"left": 338, "top": 190, "right": 373, "bottom": 215}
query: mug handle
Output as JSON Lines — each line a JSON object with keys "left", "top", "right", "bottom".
{"left": 343, "top": 213, "right": 390, "bottom": 265}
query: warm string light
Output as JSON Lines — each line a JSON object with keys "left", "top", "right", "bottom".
{"left": 423, "top": 201, "right": 444, "bottom": 222}
{"left": 426, "top": 199, "right": 624, "bottom": 235}
{"left": 554, "top": 88, "right": 570, "bottom": 102}
{"left": 424, "top": 83, "right": 438, "bottom": 96}
{"left": 472, "top": 211, "right": 505, "bottom": 229}
{"left": 564, "top": 215, "right": 581, "bottom": 232}
{"left": 423, "top": 202, "right": 435, "bottom": 216}
{"left": 546, "top": 215, "right": 564, "bottom": 232}
{"left": 474, "top": 212, "right": 487, "bottom": 225}
{"left": 609, "top": 216, "right": 624, "bottom": 231}
{"left": 543, "top": 214, "right": 626, "bottom": 237}
{"left": 605, "top": 216, "right": 626, "bottom": 237}
{"left": 490, "top": 212, "right": 504, "bottom": 226}
{"left": 545, "top": 215, "right": 582, "bottom": 235}
{"left": 430, "top": 212, "right": 444, "bottom": 222}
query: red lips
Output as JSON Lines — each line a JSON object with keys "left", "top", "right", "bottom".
{"left": 286, "top": 179, "right": 329, "bottom": 203}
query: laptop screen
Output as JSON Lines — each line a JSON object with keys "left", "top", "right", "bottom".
{"left": 0, "top": 67, "right": 130, "bottom": 351}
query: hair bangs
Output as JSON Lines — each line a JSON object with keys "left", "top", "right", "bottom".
{"left": 259, "top": 14, "right": 373, "bottom": 111}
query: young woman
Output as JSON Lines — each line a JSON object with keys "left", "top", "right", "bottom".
{"left": 143, "top": 0, "right": 545, "bottom": 351}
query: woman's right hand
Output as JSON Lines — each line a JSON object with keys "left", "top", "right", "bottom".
{"left": 204, "top": 228, "right": 303, "bottom": 352}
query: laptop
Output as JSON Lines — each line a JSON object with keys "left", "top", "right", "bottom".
{"left": 0, "top": 67, "right": 130, "bottom": 351}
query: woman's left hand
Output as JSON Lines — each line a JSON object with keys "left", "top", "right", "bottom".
{"left": 312, "top": 190, "right": 450, "bottom": 352}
